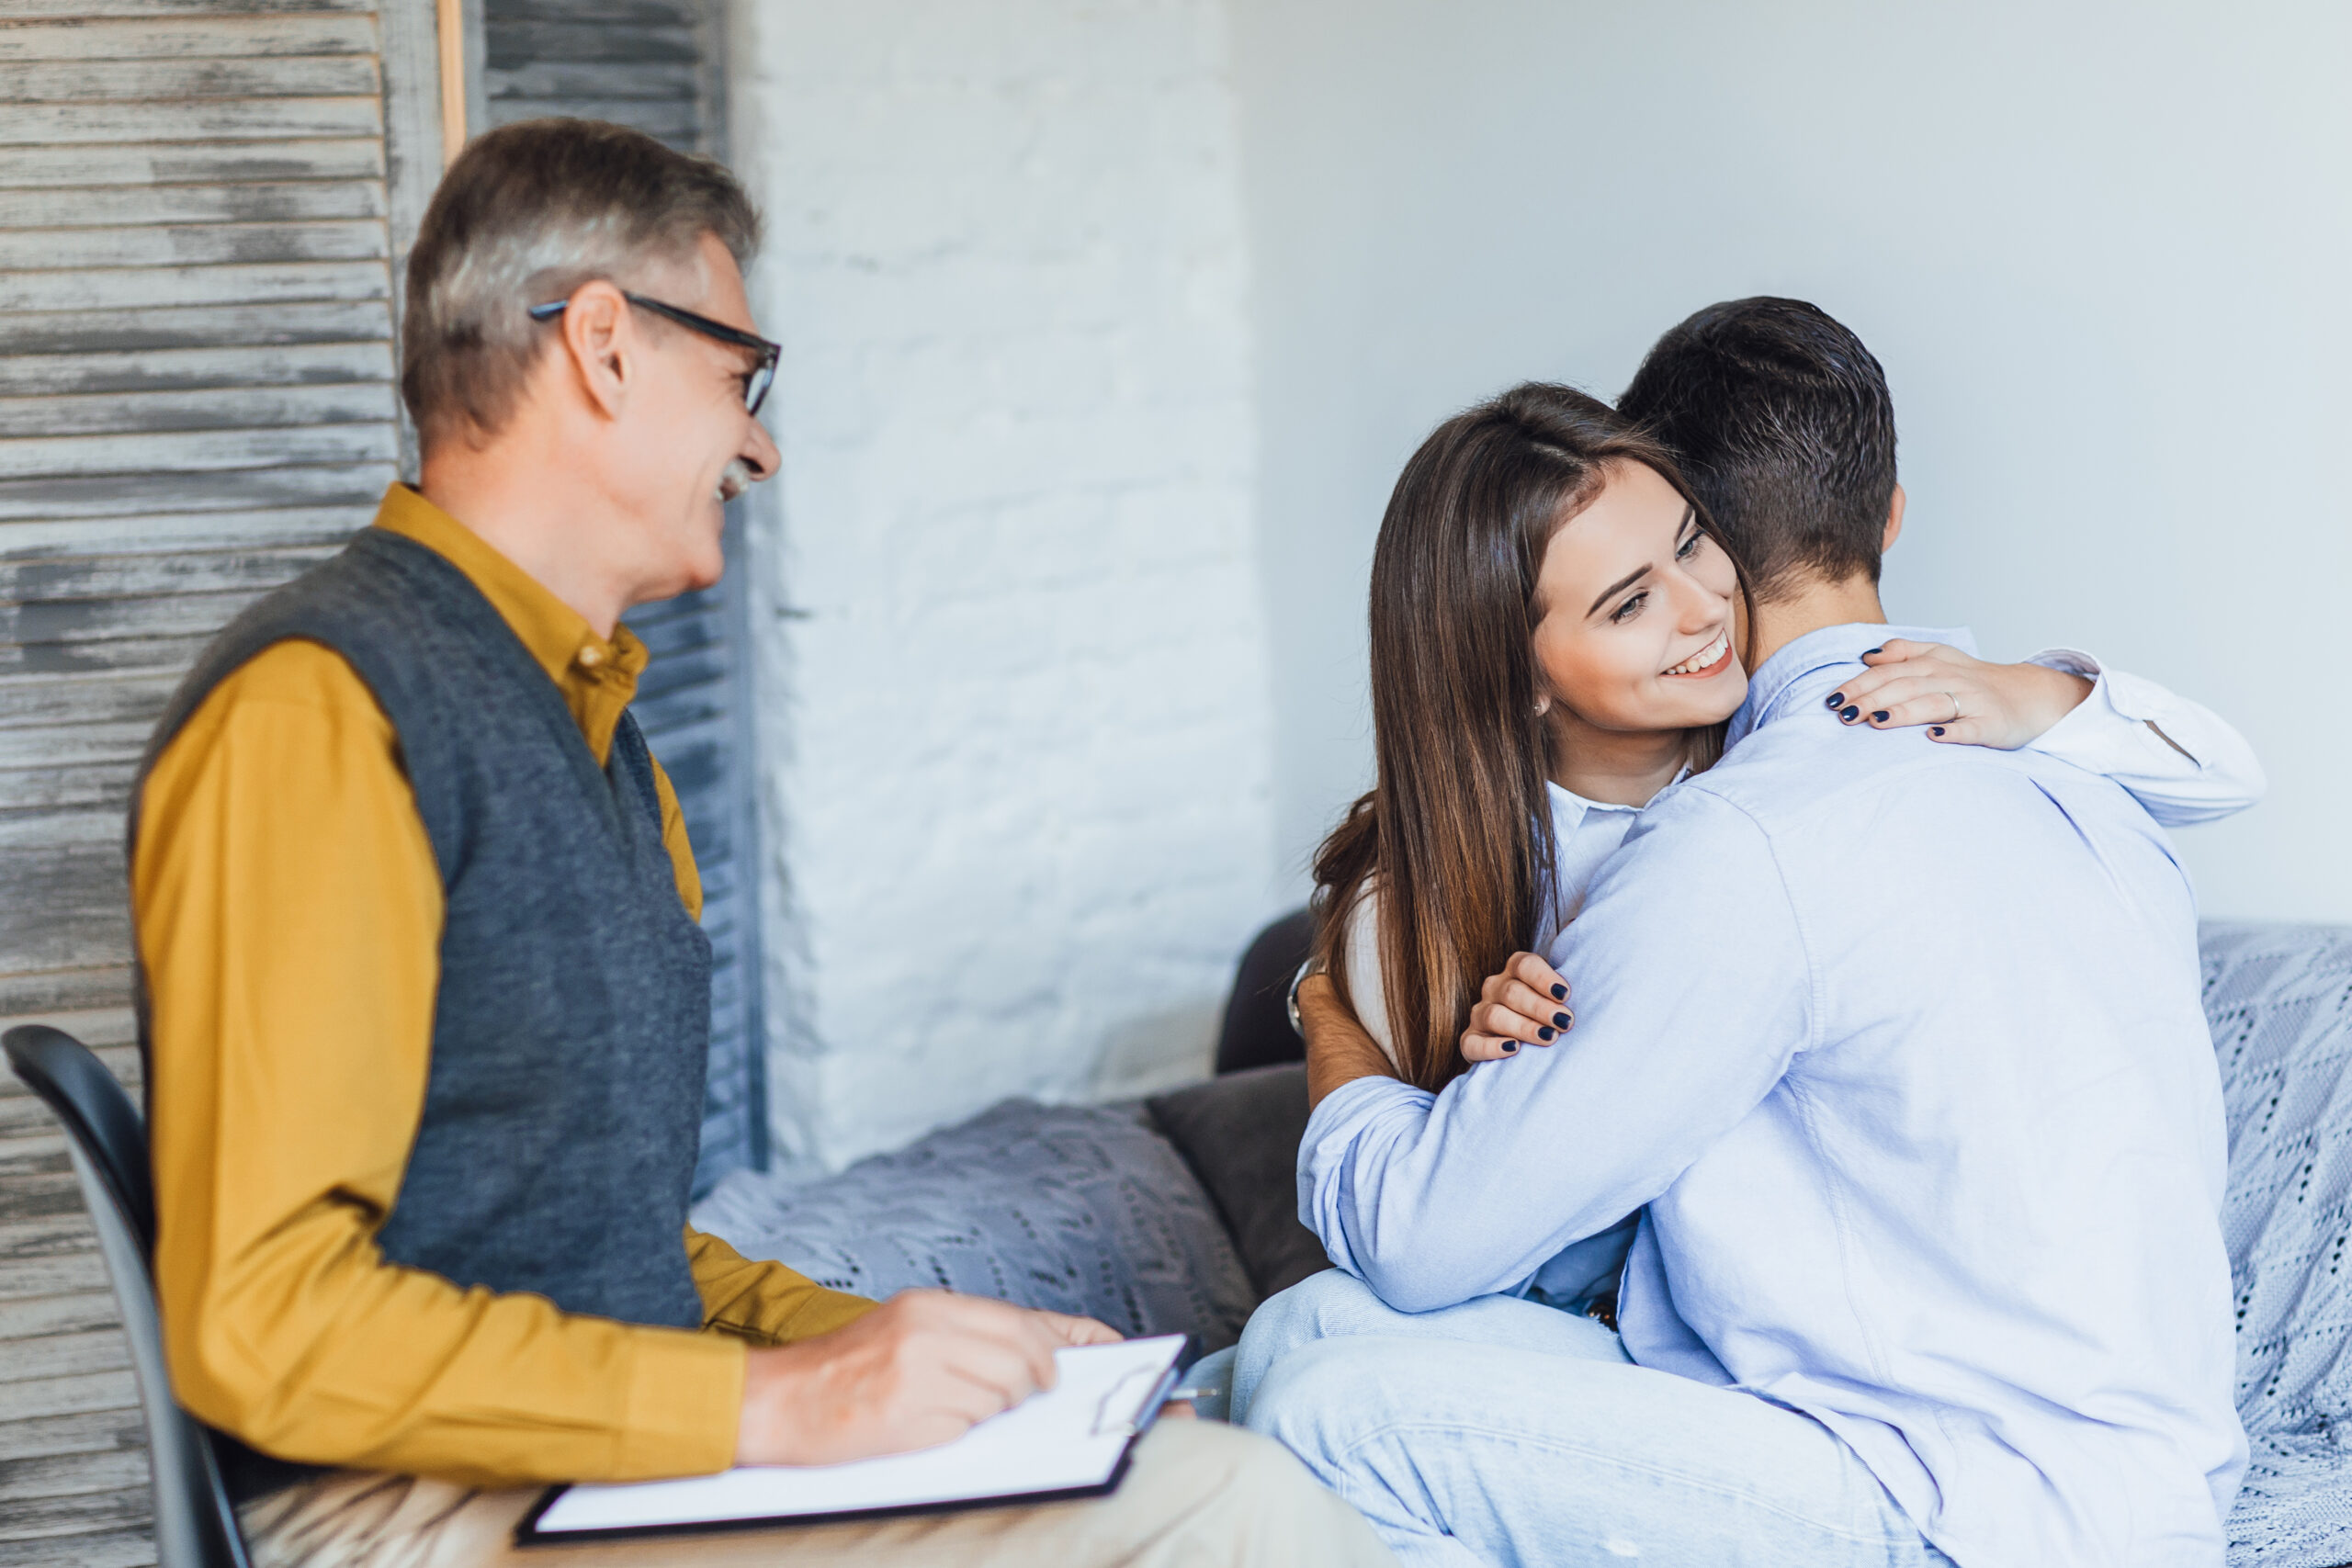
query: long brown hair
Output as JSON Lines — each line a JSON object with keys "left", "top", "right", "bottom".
{"left": 1312, "top": 383, "right": 1747, "bottom": 1093}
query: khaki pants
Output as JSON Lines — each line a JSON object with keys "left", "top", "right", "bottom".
{"left": 239, "top": 1419, "right": 1395, "bottom": 1568}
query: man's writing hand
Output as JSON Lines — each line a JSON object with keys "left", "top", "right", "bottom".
{"left": 1298, "top": 973, "right": 1399, "bottom": 1108}
{"left": 733, "top": 1290, "right": 1120, "bottom": 1466}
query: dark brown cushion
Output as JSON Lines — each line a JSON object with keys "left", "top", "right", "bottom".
{"left": 1146, "top": 1064, "right": 1331, "bottom": 1300}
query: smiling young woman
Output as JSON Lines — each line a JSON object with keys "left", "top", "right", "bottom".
{"left": 1525, "top": 456, "right": 1750, "bottom": 806}
{"left": 1308, "top": 384, "right": 1752, "bottom": 1096}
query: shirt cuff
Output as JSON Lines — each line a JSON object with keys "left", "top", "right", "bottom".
{"left": 616, "top": 1326, "right": 746, "bottom": 1479}
{"left": 2027, "top": 646, "right": 2101, "bottom": 682}
{"left": 763, "top": 1285, "right": 881, "bottom": 1345}
{"left": 1302, "top": 1072, "right": 1426, "bottom": 1157}
{"left": 2034, "top": 646, "right": 2185, "bottom": 725}
{"left": 2029, "top": 649, "right": 2199, "bottom": 773}
{"left": 1299, "top": 1074, "right": 1438, "bottom": 1274}
{"left": 2028, "top": 647, "right": 2132, "bottom": 742}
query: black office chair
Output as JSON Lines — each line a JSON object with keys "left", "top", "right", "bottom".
{"left": 5, "top": 1025, "right": 251, "bottom": 1568}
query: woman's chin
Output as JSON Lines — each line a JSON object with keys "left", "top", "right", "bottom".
{"left": 1711, "top": 668, "right": 1751, "bottom": 717}
{"left": 1665, "top": 667, "right": 1748, "bottom": 726}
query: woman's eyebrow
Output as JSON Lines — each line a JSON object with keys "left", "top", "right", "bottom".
{"left": 1583, "top": 508, "right": 1699, "bottom": 618}
{"left": 1586, "top": 563, "right": 1651, "bottom": 617}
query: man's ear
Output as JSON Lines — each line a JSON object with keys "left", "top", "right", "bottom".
{"left": 1882, "top": 482, "right": 1906, "bottom": 556}
{"left": 555, "top": 279, "right": 635, "bottom": 421}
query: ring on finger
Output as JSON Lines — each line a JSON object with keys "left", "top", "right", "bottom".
{"left": 1943, "top": 691, "right": 1961, "bottom": 723}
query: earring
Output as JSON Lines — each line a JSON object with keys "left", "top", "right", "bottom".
{"left": 1534, "top": 696, "right": 1551, "bottom": 717}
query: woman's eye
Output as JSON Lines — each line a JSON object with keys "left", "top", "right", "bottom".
{"left": 1676, "top": 533, "right": 1702, "bottom": 561}
{"left": 1610, "top": 592, "right": 1647, "bottom": 625}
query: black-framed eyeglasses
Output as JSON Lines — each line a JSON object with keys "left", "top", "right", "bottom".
{"left": 527, "top": 291, "right": 779, "bottom": 415}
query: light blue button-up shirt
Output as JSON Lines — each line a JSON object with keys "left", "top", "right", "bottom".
{"left": 1301, "top": 624, "right": 2247, "bottom": 1567}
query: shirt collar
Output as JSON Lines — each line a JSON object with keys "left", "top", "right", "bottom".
{"left": 1545, "top": 780, "right": 1598, "bottom": 841}
{"left": 1544, "top": 770, "right": 1685, "bottom": 837}
{"left": 371, "top": 484, "right": 650, "bottom": 762}
{"left": 1727, "top": 622, "right": 1976, "bottom": 749}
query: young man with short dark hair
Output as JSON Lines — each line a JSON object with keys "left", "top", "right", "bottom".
{"left": 1621, "top": 295, "right": 1902, "bottom": 596}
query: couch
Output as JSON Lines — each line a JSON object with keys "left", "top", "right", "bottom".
{"left": 693, "top": 918, "right": 2352, "bottom": 1568}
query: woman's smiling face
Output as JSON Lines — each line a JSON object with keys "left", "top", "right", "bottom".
{"left": 1530, "top": 459, "right": 1747, "bottom": 736}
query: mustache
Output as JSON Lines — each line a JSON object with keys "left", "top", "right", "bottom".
{"left": 716, "top": 457, "right": 758, "bottom": 503}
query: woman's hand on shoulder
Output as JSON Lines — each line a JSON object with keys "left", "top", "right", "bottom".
{"left": 1458, "top": 952, "right": 1574, "bottom": 1065}
{"left": 1826, "top": 638, "right": 2092, "bottom": 750}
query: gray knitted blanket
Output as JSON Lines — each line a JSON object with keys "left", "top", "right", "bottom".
{"left": 691, "top": 1099, "right": 1258, "bottom": 1353}
{"left": 2204, "top": 922, "right": 2352, "bottom": 1567}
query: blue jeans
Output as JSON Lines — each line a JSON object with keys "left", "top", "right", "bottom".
{"left": 1235, "top": 1271, "right": 1954, "bottom": 1568}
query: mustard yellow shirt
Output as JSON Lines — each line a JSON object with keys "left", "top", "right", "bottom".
{"left": 135, "top": 484, "right": 874, "bottom": 1489}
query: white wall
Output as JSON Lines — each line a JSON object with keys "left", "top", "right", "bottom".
{"left": 723, "top": 0, "right": 2348, "bottom": 1165}
{"left": 1231, "top": 0, "right": 2352, "bottom": 920}
{"left": 726, "top": 0, "right": 1274, "bottom": 1169}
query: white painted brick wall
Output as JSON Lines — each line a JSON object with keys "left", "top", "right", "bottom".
{"left": 724, "top": 0, "right": 1277, "bottom": 1169}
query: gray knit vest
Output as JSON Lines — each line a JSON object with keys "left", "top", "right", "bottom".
{"left": 130, "top": 525, "right": 713, "bottom": 1496}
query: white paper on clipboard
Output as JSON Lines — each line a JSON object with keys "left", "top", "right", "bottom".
{"left": 525, "top": 1334, "right": 1186, "bottom": 1540}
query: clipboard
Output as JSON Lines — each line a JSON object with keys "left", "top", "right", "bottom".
{"left": 514, "top": 1334, "right": 1188, "bottom": 1545}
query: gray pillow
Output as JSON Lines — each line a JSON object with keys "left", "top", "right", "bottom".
{"left": 1147, "top": 1064, "right": 1332, "bottom": 1300}
{"left": 691, "top": 1099, "right": 1258, "bottom": 1352}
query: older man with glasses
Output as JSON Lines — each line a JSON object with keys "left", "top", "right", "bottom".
{"left": 129, "top": 118, "right": 1390, "bottom": 1568}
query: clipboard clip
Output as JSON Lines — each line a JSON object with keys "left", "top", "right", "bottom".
{"left": 1090, "top": 1360, "right": 1182, "bottom": 1438}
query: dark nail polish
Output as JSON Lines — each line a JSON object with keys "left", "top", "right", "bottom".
{"left": 1500, "top": 1040, "right": 1518, "bottom": 1055}
{"left": 1826, "top": 692, "right": 1844, "bottom": 708}
{"left": 1840, "top": 705, "right": 1860, "bottom": 722}
{"left": 1537, "top": 1026, "right": 1555, "bottom": 1042}
{"left": 1864, "top": 646, "right": 1883, "bottom": 657}
{"left": 1550, "top": 984, "right": 1567, "bottom": 1000}
{"left": 1871, "top": 710, "right": 1889, "bottom": 724}
{"left": 1930, "top": 726, "right": 1946, "bottom": 738}
{"left": 1553, "top": 1011, "right": 1570, "bottom": 1028}
{"left": 1561, "top": 1009, "right": 1575, "bottom": 1029}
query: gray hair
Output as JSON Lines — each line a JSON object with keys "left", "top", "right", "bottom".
{"left": 401, "top": 118, "right": 761, "bottom": 448}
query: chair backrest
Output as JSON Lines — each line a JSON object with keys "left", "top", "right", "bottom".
{"left": 5, "top": 1025, "right": 251, "bottom": 1568}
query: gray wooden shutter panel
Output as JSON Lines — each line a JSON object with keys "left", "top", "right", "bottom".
{"left": 0, "top": 3, "right": 442, "bottom": 1554}
{"left": 476, "top": 0, "right": 767, "bottom": 1194}
{"left": 0, "top": 2, "right": 437, "bottom": 1025}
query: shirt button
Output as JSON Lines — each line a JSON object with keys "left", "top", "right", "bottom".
{"left": 577, "top": 645, "right": 605, "bottom": 670}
